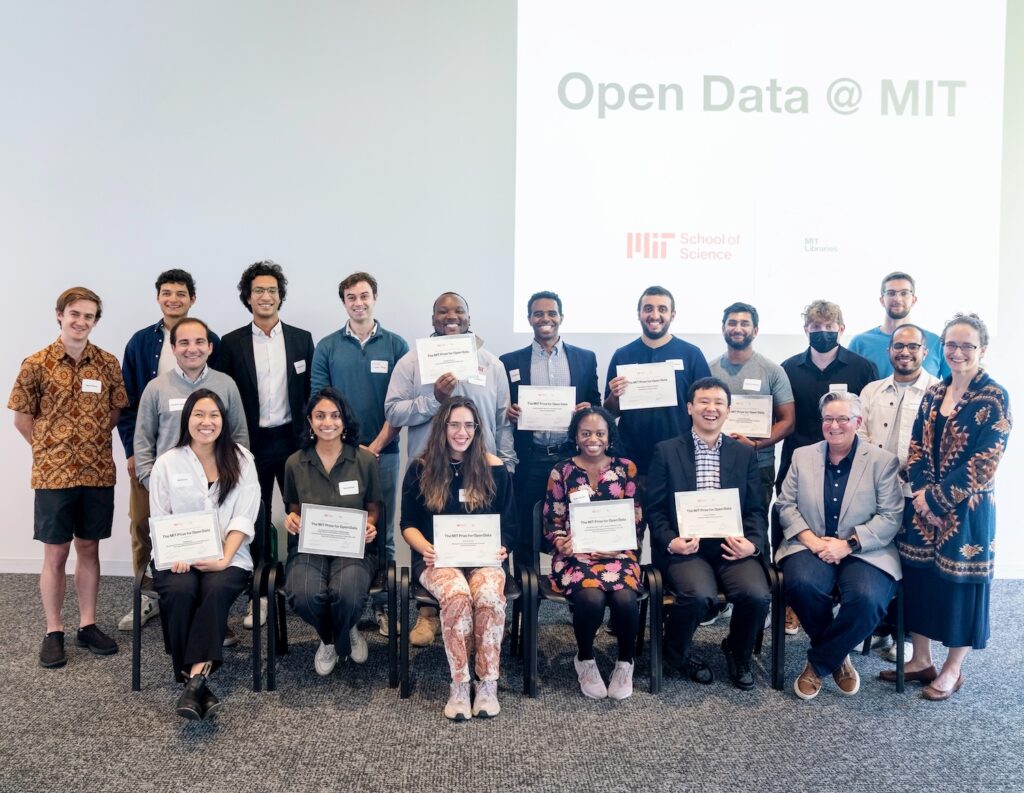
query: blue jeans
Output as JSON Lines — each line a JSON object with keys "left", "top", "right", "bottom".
{"left": 782, "top": 551, "right": 896, "bottom": 676}
{"left": 378, "top": 451, "right": 400, "bottom": 563}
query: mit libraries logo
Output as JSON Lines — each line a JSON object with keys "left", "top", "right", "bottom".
{"left": 626, "top": 232, "right": 675, "bottom": 259}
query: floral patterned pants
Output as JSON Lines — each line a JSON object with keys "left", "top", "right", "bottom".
{"left": 419, "top": 566, "right": 506, "bottom": 683}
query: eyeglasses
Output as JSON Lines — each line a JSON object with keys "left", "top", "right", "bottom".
{"left": 821, "top": 416, "right": 853, "bottom": 426}
{"left": 883, "top": 289, "right": 914, "bottom": 298}
{"left": 446, "top": 421, "right": 478, "bottom": 432}
{"left": 943, "top": 342, "right": 978, "bottom": 354}
{"left": 252, "top": 287, "right": 280, "bottom": 296}
{"left": 890, "top": 342, "right": 922, "bottom": 352}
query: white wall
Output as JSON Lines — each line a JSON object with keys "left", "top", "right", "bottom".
{"left": 1, "top": 2, "right": 1021, "bottom": 576}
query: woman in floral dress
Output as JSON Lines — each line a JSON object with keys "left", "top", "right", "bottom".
{"left": 543, "top": 406, "right": 643, "bottom": 700}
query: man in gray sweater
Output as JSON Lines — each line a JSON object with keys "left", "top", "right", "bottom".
{"left": 132, "top": 317, "right": 249, "bottom": 643}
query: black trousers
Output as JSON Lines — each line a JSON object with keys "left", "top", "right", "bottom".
{"left": 512, "top": 447, "right": 569, "bottom": 567}
{"left": 252, "top": 424, "right": 299, "bottom": 566}
{"left": 154, "top": 565, "right": 249, "bottom": 678}
{"left": 661, "top": 543, "right": 770, "bottom": 666}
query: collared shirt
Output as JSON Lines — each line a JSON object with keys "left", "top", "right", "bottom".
{"left": 174, "top": 364, "right": 210, "bottom": 385}
{"left": 692, "top": 430, "right": 723, "bottom": 491}
{"left": 251, "top": 322, "right": 290, "bottom": 428}
{"left": 529, "top": 337, "right": 571, "bottom": 448}
{"left": 158, "top": 326, "right": 176, "bottom": 376}
{"left": 148, "top": 445, "right": 260, "bottom": 572}
{"left": 8, "top": 339, "right": 129, "bottom": 489}
{"left": 345, "top": 320, "right": 378, "bottom": 349}
{"left": 857, "top": 371, "right": 941, "bottom": 483}
{"left": 823, "top": 436, "right": 858, "bottom": 537}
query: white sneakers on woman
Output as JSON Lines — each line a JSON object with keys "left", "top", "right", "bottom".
{"left": 349, "top": 626, "right": 368, "bottom": 664}
{"left": 607, "top": 661, "right": 634, "bottom": 700}
{"left": 472, "top": 680, "right": 500, "bottom": 718}
{"left": 314, "top": 641, "right": 338, "bottom": 676}
{"left": 574, "top": 656, "right": 609, "bottom": 699}
{"left": 444, "top": 681, "right": 472, "bottom": 721}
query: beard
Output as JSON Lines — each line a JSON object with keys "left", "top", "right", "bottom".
{"left": 642, "top": 323, "right": 670, "bottom": 340}
{"left": 724, "top": 334, "right": 753, "bottom": 350}
{"left": 886, "top": 305, "right": 912, "bottom": 321}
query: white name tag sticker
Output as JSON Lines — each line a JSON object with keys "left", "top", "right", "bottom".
{"left": 568, "top": 489, "right": 591, "bottom": 504}
{"left": 169, "top": 398, "right": 186, "bottom": 412}
{"left": 742, "top": 378, "right": 762, "bottom": 391}
{"left": 509, "top": 369, "right": 521, "bottom": 383}
{"left": 171, "top": 473, "right": 192, "bottom": 488}
{"left": 829, "top": 383, "right": 848, "bottom": 393}
{"left": 338, "top": 480, "right": 360, "bottom": 496}
{"left": 370, "top": 360, "right": 389, "bottom": 374}
{"left": 467, "top": 374, "right": 486, "bottom": 387}
{"left": 81, "top": 379, "right": 102, "bottom": 393}
{"left": 294, "top": 360, "right": 307, "bottom": 374}
{"left": 459, "top": 488, "right": 467, "bottom": 503}
{"left": 665, "top": 359, "right": 684, "bottom": 371}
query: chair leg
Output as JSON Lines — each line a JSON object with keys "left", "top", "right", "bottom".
{"left": 265, "top": 564, "right": 282, "bottom": 692}
{"left": 527, "top": 572, "right": 538, "bottom": 698}
{"left": 131, "top": 569, "right": 144, "bottom": 692}
{"left": 399, "top": 569, "right": 411, "bottom": 699}
{"left": 636, "top": 596, "right": 648, "bottom": 660}
{"left": 387, "top": 562, "right": 398, "bottom": 689}
{"left": 252, "top": 570, "right": 262, "bottom": 692}
{"left": 895, "top": 583, "right": 905, "bottom": 693}
{"left": 771, "top": 571, "right": 785, "bottom": 691}
{"left": 646, "top": 569, "right": 663, "bottom": 695}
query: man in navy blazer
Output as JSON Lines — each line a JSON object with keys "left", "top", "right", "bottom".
{"left": 647, "top": 377, "right": 770, "bottom": 690}
{"left": 500, "top": 291, "right": 600, "bottom": 566}
{"left": 217, "top": 261, "right": 314, "bottom": 610}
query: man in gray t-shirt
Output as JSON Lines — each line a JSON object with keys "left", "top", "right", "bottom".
{"left": 709, "top": 302, "right": 794, "bottom": 518}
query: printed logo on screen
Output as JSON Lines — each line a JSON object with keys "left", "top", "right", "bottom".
{"left": 626, "top": 232, "right": 675, "bottom": 259}
{"left": 804, "top": 237, "right": 838, "bottom": 253}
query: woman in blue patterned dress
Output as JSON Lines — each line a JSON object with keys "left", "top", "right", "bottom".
{"left": 891, "top": 314, "right": 1012, "bottom": 700}
{"left": 543, "top": 406, "right": 643, "bottom": 700}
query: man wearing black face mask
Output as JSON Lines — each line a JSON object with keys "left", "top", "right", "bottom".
{"left": 776, "top": 300, "right": 877, "bottom": 493}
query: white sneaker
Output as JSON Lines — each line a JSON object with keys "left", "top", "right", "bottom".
{"left": 607, "top": 661, "right": 634, "bottom": 700}
{"left": 243, "top": 597, "right": 268, "bottom": 629}
{"left": 574, "top": 656, "right": 608, "bottom": 699}
{"left": 444, "top": 681, "right": 472, "bottom": 721}
{"left": 117, "top": 595, "right": 159, "bottom": 632}
{"left": 375, "top": 606, "right": 395, "bottom": 638}
{"left": 883, "top": 642, "right": 913, "bottom": 664}
{"left": 314, "top": 641, "right": 338, "bottom": 676}
{"left": 700, "top": 602, "right": 733, "bottom": 627}
{"left": 472, "top": 679, "right": 500, "bottom": 718}
{"left": 349, "top": 626, "right": 368, "bottom": 664}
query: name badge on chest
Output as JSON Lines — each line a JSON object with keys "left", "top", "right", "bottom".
{"left": 338, "top": 480, "right": 360, "bottom": 496}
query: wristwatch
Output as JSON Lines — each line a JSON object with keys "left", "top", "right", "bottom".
{"left": 846, "top": 535, "right": 861, "bottom": 553}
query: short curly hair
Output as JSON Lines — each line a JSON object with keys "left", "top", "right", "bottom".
{"left": 237, "top": 260, "right": 287, "bottom": 312}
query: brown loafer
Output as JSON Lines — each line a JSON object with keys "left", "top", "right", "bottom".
{"left": 794, "top": 662, "right": 822, "bottom": 700}
{"left": 922, "top": 674, "right": 965, "bottom": 701}
{"left": 879, "top": 665, "right": 938, "bottom": 684}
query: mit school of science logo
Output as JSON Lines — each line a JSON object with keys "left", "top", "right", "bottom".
{"left": 626, "top": 232, "right": 675, "bottom": 259}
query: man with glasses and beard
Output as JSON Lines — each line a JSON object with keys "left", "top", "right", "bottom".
{"left": 848, "top": 271, "right": 948, "bottom": 378}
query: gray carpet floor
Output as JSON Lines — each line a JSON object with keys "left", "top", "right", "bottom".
{"left": 1, "top": 573, "right": 1022, "bottom": 793}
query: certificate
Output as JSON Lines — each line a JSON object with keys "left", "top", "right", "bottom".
{"left": 298, "top": 504, "right": 367, "bottom": 559}
{"left": 416, "top": 335, "right": 479, "bottom": 383}
{"left": 674, "top": 489, "right": 744, "bottom": 538}
{"left": 721, "top": 394, "right": 773, "bottom": 439}
{"left": 616, "top": 363, "right": 678, "bottom": 410}
{"left": 569, "top": 499, "right": 638, "bottom": 554}
{"left": 149, "top": 510, "right": 222, "bottom": 570}
{"left": 517, "top": 385, "right": 576, "bottom": 432}
{"left": 433, "top": 514, "right": 501, "bottom": 568}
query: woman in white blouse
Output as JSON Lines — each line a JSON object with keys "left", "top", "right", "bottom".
{"left": 149, "top": 388, "right": 261, "bottom": 720}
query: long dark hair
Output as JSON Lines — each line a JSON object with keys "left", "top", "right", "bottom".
{"left": 175, "top": 389, "right": 242, "bottom": 505}
{"left": 301, "top": 387, "right": 361, "bottom": 449}
{"left": 416, "top": 396, "right": 495, "bottom": 513}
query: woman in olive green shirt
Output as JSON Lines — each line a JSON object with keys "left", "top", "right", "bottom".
{"left": 283, "top": 387, "right": 382, "bottom": 675}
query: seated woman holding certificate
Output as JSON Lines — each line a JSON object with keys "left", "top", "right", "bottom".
{"left": 400, "top": 396, "right": 515, "bottom": 721}
{"left": 542, "top": 406, "right": 643, "bottom": 701}
{"left": 282, "top": 387, "right": 381, "bottom": 676}
{"left": 149, "top": 389, "right": 261, "bottom": 721}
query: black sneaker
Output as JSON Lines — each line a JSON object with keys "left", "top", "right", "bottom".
{"left": 200, "top": 684, "right": 222, "bottom": 719}
{"left": 684, "top": 655, "right": 714, "bottom": 685}
{"left": 76, "top": 624, "right": 118, "bottom": 656}
{"left": 721, "top": 638, "right": 754, "bottom": 691}
{"left": 40, "top": 631, "right": 67, "bottom": 668}
{"left": 175, "top": 675, "right": 206, "bottom": 721}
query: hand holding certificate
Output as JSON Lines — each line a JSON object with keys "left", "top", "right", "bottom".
{"left": 416, "top": 335, "right": 479, "bottom": 383}
{"left": 298, "top": 504, "right": 368, "bottom": 559}
{"left": 150, "top": 510, "right": 222, "bottom": 571}
{"left": 516, "top": 385, "right": 576, "bottom": 431}
{"left": 616, "top": 363, "right": 678, "bottom": 410}
{"left": 433, "top": 514, "right": 502, "bottom": 568}
{"left": 721, "top": 394, "right": 773, "bottom": 439}
{"left": 569, "top": 499, "right": 638, "bottom": 554}
{"left": 674, "top": 489, "right": 744, "bottom": 538}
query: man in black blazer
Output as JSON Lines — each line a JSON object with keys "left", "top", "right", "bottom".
{"left": 500, "top": 291, "right": 600, "bottom": 565}
{"left": 217, "top": 261, "right": 314, "bottom": 600}
{"left": 646, "top": 377, "right": 770, "bottom": 690}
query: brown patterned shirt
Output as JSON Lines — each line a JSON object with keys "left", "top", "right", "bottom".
{"left": 8, "top": 339, "right": 129, "bottom": 489}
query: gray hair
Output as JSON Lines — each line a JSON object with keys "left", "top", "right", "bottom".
{"left": 818, "top": 390, "right": 861, "bottom": 418}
